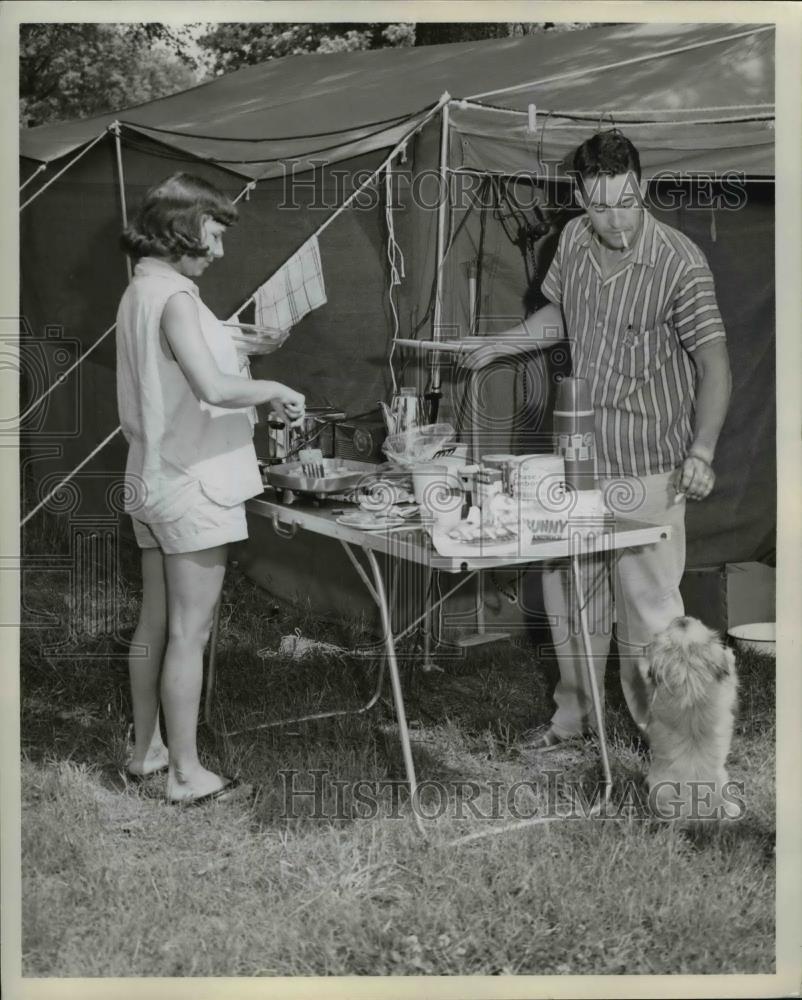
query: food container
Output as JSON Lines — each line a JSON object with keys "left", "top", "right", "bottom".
{"left": 511, "top": 455, "right": 566, "bottom": 507}
{"left": 727, "top": 622, "right": 776, "bottom": 657}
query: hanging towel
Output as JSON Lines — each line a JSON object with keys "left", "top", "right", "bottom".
{"left": 254, "top": 235, "right": 327, "bottom": 331}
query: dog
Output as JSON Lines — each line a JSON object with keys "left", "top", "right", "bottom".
{"left": 642, "top": 616, "right": 739, "bottom": 823}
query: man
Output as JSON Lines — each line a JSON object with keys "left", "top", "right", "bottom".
{"left": 467, "top": 131, "right": 732, "bottom": 749}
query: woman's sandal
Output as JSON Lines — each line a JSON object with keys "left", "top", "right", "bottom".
{"left": 167, "top": 776, "right": 254, "bottom": 808}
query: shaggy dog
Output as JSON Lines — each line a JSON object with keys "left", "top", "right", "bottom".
{"left": 642, "top": 616, "right": 739, "bottom": 822}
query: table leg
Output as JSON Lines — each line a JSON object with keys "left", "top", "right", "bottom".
{"left": 570, "top": 554, "right": 613, "bottom": 806}
{"left": 363, "top": 548, "right": 427, "bottom": 837}
{"left": 421, "top": 566, "right": 437, "bottom": 671}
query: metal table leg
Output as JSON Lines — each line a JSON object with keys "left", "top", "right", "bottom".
{"left": 570, "top": 554, "right": 613, "bottom": 805}
{"left": 362, "top": 547, "right": 426, "bottom": 837}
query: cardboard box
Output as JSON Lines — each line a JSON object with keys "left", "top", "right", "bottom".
{"left": 679, "top": 562, "right": 775, "bottom": 634}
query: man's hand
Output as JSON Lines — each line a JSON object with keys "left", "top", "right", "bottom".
{"left": 678, "top": 452, "right": 716, "bottom": 501}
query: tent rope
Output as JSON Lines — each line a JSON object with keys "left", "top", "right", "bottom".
{"left": 464, "top": 24, "right": 775, "bottom": 102}
{"left": 456, "top": 99, "right": 774, "bottom": 118}
{"left": 20, "top": 129, "right": 110, "bottom": 211}
{"left": 19, "top": 163, "right": 47, "bottom": 192}
{"left": 19, "top": 322, "right": 117, "bottom": 426}
{"left": 385, "top": 163, "right": 406, "bottom": 396}
{"left": 20, "top": 426, "right": 123, "bottom": 527}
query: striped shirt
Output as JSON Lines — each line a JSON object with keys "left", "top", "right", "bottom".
{"left": 541, "top": 210, "right": 726, "bottom": 477}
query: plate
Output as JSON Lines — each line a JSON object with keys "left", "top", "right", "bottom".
{"left": 336, "top": 513, "right": 408, "bottom": 531}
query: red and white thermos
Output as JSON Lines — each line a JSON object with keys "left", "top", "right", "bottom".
{"left": 553, "top": 376, "right": 596, "bottom": 491}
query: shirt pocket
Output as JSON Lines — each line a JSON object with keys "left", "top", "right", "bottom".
{"left": 612, "top": 324, "right": 671, "bottom": 380}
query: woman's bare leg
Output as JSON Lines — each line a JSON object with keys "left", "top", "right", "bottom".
{"left": 127, "top": 547, "right": 169, "bottom": 775}
{"left": 161, "top": 544, "right": 228, "bottom": 801}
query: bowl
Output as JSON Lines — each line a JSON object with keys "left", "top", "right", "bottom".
{"left": 727, "top": 622, "right": 776, "bottom": 657}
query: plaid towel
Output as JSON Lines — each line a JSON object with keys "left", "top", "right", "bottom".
{"left": 254, "top": 235, "right": 327, "bottom": 331}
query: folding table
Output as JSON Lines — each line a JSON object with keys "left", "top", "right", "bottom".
{"left": 204, "top": 493, "right": 671, "bottom": 836}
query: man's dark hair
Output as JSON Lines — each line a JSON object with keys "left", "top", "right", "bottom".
{"left": 570, "top": 130, "right": 642, "bottom": 188}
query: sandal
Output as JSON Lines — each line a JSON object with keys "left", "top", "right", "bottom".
{"left": 167, "top": 776, "right": 254, "bottom": 808}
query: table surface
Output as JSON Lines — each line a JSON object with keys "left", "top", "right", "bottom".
{"left": 246, "top": 491, "right": 672, "bottom": 573}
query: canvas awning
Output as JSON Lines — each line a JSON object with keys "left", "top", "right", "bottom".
{"left": 20, "top": 21, "right": 774, "bottom": 180}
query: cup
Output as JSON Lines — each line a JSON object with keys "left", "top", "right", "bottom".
{"left": 412, "top": 463, "right": 464, "bottom": 528}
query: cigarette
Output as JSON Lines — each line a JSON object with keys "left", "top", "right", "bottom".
{"left": 620, "top": 231, "right": 629, "bottom": 250}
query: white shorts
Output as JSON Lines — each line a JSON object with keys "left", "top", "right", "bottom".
{"left": 132, "top": 494, "right": 248, "bottom": 555}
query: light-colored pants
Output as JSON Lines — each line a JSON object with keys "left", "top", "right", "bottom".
{"left": 541, "top": 471, "right": 687, "bottom": 737}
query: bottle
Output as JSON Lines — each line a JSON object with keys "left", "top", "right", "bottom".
{"left": 553, "top": 377, "right": 596, "bottom": 491}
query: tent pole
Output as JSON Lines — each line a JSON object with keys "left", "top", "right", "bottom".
{"left": 111, "top": 123, "right": 132, "bottom": 281}
{"left": 430, "top": 94, "right": 451, "bottom": 414}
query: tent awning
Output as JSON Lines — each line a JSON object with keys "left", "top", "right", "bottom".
{"left": 20, "top": 21, "right": 774, "bottom": 180}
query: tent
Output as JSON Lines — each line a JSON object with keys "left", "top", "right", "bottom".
{"left": 19, "top": 21, "right": 775, "bottom": 620}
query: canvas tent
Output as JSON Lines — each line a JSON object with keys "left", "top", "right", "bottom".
{"left": 19, "top": 21, "right": 775, "bottom": 618}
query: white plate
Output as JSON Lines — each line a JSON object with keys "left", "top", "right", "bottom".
{"left": 336, "top": 513, "right": 408, "bottom": 531}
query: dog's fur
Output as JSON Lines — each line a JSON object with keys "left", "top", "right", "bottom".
{"left": 642, "top": 616, "right": 739, "bottom": 822}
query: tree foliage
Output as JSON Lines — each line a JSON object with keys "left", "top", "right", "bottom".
{"left": 196, "top": 22, "right": 414, "bottom": 74}
{"left": 198, "top": 21, "right": 606, "bottom": 73}
{"left": 19, "top": 23, "right": 198, "bottom": 128}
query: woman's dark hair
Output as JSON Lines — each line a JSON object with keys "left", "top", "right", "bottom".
{"left": 570, "top": 130, "right": 642, "bottom": 190}
{"left": 120, "top": 173, "right": 238, "bottom": 259}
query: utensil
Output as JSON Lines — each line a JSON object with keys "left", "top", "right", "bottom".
{"left": 299, "top": 448, "right": 325, "bottom": 478}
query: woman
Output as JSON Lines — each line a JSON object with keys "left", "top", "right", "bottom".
{"left": 116, "top": 173, "right": 305, "bottom": 805}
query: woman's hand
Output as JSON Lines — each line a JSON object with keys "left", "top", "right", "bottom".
{"left": 270, "top": 385, "right": 306, "bottom": 428}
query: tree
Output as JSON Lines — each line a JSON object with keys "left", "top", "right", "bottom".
{"left": 196, "top": 22, "right": 414, "bottom": 74}
{"left": 19, "top": 24, "right": 199, "bottom": 127}
{"left": 198, "top": 21, "right": 607, "bottom": 74}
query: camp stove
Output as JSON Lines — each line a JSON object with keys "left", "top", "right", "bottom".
{"left": 262, "top": 458, "right": 380, "bottom": 500}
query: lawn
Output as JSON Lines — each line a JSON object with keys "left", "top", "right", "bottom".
{"left": 18, "top": 536, "right": 776, "bottom": 978}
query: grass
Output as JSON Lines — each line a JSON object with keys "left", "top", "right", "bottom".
{"left": 18, "top": 537, "right": 776, "bottom": 977}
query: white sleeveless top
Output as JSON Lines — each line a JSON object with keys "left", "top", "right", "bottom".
{"left": 116, "top": 257, "right": 263, "bottom": 523}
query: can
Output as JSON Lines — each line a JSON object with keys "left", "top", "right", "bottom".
{"left": 553, "top": 377, "right": 596, "bottom": 491}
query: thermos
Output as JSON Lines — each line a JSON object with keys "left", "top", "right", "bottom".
{"left": 553, "top": 377, "right": 596, "bottom": 491}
